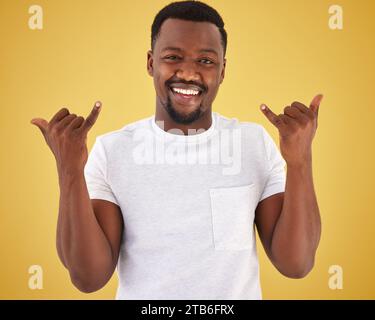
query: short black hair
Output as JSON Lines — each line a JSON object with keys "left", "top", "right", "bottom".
{"left": 151, "top": 1, "right": 227, "bottom": 56}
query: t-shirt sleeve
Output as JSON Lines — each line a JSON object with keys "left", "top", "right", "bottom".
{"left": 84, "top": 137, "right": 119, "bottom": 206}
{"left": 259, "top": 126, "right": 286, "bottom": 202}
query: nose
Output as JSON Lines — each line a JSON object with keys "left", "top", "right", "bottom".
{"left": 175, "top": 60, "right": 201, "bottom": 82}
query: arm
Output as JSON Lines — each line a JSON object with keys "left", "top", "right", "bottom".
{"left": 255, "top": 161, "right": 321, "bottom": 278}
{"left": 272, "top": 162, "right": 321, "bottom": 276}
{"left": 256, "top": 94, "right": 323, "bottom": 278}
{"left": 32, "top": 102, "right": 123, "bottom": 293}
{"left": 57, "top": 171, "right": 123, "bottom": 293}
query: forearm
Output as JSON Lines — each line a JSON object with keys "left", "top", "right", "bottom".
{"left": 270, "top": 160, "right": 321, "bottom": 277}
{"left": 57, "top": 171, "right": 114, "bottom": 290}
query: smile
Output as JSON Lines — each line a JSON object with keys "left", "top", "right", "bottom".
{"left": 168, "top": 85, "right": 204, "bottom": 104}
{"left": 168, "top": 87, "right": 203, "bottom": 106}
{"left": 171, "top": 87, "right": 200, "bottom": 96}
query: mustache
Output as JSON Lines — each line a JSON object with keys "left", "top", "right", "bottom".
{"left": 165, "top": 78, "right": 207, "bottom": 92}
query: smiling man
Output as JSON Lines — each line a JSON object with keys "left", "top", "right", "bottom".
{"left": 31, "top": 1, "right": 322, "bottom": 300}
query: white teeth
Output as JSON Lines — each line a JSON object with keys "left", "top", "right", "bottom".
{"left": 172, "top": 87, "right": 200, "bottom": 96}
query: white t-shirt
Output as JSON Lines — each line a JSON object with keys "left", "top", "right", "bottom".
{"left": 84, "top": 111, "right": 286, "bottom": 300}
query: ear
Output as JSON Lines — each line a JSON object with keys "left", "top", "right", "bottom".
{"left": 219, "top": 58, "right": 226, "bottom": 84}
{"left": 147, "top": 50, "right": 154, "bottom": 77}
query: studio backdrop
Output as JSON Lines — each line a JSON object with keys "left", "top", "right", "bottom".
{"left": 0, "top": 0, "right": 374, "bottom": 299}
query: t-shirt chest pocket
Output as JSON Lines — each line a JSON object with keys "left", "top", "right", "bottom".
{"left": 209, "top": 184, "right": 257, "bottom": 251}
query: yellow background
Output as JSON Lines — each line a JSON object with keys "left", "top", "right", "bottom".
{"left": 1, "top": 0, "right": 374, "bottom": 299}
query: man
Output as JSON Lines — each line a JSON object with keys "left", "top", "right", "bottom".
{"left": 30, "top": 1, "right": 322, "bottom": 299}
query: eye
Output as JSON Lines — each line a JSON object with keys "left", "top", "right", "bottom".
{"left": 164, "top": 55, "right": 180, "bottom": 61}
{"left": 199, "top": 58, "right": 214, "bottom": 65}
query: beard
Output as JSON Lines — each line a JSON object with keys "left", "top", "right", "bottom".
{"left": 164, "top": 95, "right": 203, "bottom": 125}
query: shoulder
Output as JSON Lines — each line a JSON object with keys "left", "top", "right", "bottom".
{"left": 214, "top": 112, "right": 268, "bottom": 142}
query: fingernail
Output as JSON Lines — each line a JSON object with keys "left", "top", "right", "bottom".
{"left": 95, "top": 101, "right": 102, "bottom": 109}
{"left": 260, "top": 104, "right": 267, "bottom": 111}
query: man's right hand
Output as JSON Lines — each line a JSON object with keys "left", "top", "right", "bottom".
{"left": 30, "top": 101, "right": 102, "bottom": 176}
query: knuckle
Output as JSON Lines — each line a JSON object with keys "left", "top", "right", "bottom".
{"left": 65, "top": 114, "right": 76, "bottom": 123}
{"left": 75, "top": 116, "right": 84, "bottom": 126}
{"left": 290, "top": 104, "right": 299, "bottom": 111}
{"left": 64, "top": 114, "right": 76, "bottom": 124}
{"left": 59, "top": 107, "right": 69, "bottom": 114}
{"left": 291, "top": 101, "right": 299, "bottom": 107}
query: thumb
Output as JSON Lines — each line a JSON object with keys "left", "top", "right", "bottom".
{"left": 30, "top": 118, "right": 48, "bottom": 136}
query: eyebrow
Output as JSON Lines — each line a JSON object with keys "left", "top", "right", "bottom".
{"left": 161, "top": 46, "right": 219, "bottom": 56}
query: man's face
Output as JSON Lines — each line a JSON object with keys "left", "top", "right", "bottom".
{"left": 147, "top": 18, "right": 226, "bottom": 124}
